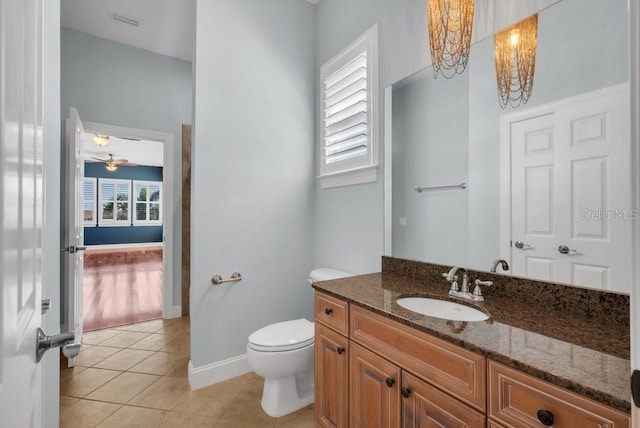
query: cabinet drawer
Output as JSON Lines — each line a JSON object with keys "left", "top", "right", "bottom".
{"left": 488, "top": 361, "right": 630, "bottom": 428}
{"left": 350, "top": 305, "right": 486, "bottom": 411}
{"left": 315, "top": 292, "right": 349, "bottom": 336}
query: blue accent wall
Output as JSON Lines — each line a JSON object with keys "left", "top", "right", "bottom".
{"left": 85, "top": 163, "right": 163, "bottom": 245}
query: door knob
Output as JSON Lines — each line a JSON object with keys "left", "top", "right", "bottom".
{"left": 336, "top": 346, "right": 345, "bottom": 355}
{"left": 61, "top": 245, "right": 87, "bottom": 254}
{"left": 514, "top": 241, "right": 531, "bottom": 249}
{"left": 557, "top": 245, "right": 577, "bottom": 255}
{"left": 401, "top": 388, "right": 411, "bottom": 398}
{"left": 36, "top": 328, "right": 75, "bottom": 362}
{"left": 385, "top": 377, "right": 395, "bottom": 387}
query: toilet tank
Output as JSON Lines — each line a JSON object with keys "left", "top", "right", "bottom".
{"left": 308, "top": 268, "right": 353, "bottom": 283}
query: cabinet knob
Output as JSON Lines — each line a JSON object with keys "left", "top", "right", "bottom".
{"left": 536, "top": 409, "right": 554, "bottom": 426}
{"left": 336, "top": 346, "right": 345, "bottom": 355}
{"left": 401, "top": 388, "right": 411, "bottom": 398}
{"left": 385, "top": 377, "right": 395, "bottom": 388}
{"left": 324, "top": 308, "right": 333, "bottom": 315}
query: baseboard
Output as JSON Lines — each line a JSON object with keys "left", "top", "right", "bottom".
{"left": 188, "top": 354, "right": 252, "bottom": 390}
{"left": 172, "top": 305, "right": 182, "bottom": 318}
{"left": 86, "top": 242, "right": 163, "bottom": 251}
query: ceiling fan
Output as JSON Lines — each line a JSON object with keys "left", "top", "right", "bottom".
{"left": 89, "top": 154, "right": 138, "bottom": 172}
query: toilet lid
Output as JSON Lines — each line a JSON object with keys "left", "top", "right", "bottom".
{"left": 248, "top": 318, "right": 314, "bottom": 352}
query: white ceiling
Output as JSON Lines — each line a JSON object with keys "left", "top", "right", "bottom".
{"left": 83, "top": 133, "right": 164, "bottom": 167}
{"left": 61, "top": 0, "right": 320, "bottom": 62}
{"left": 61, "top": 0, "right": 195, "bottom": 61}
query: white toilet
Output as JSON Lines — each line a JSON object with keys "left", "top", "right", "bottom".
{"left": 247, "top": 268, "right": 353, "bottom": 417}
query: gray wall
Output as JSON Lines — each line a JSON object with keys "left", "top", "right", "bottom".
{"left": 61, "top": 27, "right": 192, "bottom": 306}
{"left": 190, "top": 0, "right": 315, "bottom": 367}
{"left": 313, "top": 0, "right": 429, "bottom": 275}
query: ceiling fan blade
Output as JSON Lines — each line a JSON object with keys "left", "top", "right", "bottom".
{"left": 90, "top": 157, "right": 108, "bottom": 162}
{"left": 121, "top": 162, "right": 138, "bottom": 167}
{"left": 118, "top": 136, "right": 141, "bottom": 141}
{"left": 112, "top": 158, "right": 129, "bottom": 164}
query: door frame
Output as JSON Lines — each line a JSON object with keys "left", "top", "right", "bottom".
{"left": 629, "top": 0, "right": 640, "bottom": 423}
{"left": 80, "top": 120, "right": 176, "bottom": 319}
{"left": 498, "top": 82, "right": 630, "bottom": 269}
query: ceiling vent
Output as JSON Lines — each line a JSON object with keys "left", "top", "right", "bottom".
{"left": 111, "top": 12, "right": 139, "bottom": 27}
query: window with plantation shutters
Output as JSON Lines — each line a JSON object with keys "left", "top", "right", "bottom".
{"left": 133, "top": 180, "right": 162, "bottom": 226}
{"left": 98, "top": 178, "right": 131, "bottom": 226}
{"left": 319, "top": 25, "right": 379, "bottom": 189}
{"left": 83, "top": 177, "right": 97, "bottom": 226}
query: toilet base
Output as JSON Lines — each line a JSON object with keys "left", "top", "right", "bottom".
{"left": 260, "top": 372, "right": 314, "bottom": 418}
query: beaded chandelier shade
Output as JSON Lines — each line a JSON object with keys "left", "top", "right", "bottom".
{"left": 494, "top": 14, "right": 538, "bottom": 108}
{"left": 428, "top": 0, "right": 475, "bottom": 79}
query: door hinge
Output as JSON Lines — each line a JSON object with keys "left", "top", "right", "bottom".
{"left": 632, "top": 370, "right": 640, "bottom": 407}
{"left": 41, "top": 298, "right": 51, "bottom": 315}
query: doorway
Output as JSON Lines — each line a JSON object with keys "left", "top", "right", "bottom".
{"left": 65, "top": 116, "right": 176, "bottom": 334}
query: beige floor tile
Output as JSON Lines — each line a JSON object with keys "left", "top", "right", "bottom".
{"left": 172, "top": 393, "right": 227, "bottom": 419}
{"left": 59, "top": 399, "right": 121, "bottom": 427}
{"left": 60, "top": 367, "right": 121, "bottom": 398}
{"left": 129, "top": 333, "right": 171, "bottom": 351}
{"left": 82, "top": 329, "right": 123, "bottom": 345}
{"left": 93, "top": 348, "right": 155, "bottom": 371}
{"left": 163, "top": 356, "right": 190, "bottom": 378}
{"left": 126, "top": 318, "right": 164, "bottom": 333}
{"left": 128, "top": 376, "right": 191, "bottom": 410}
{"left": 157, "top": 411, "right": 218, "bottom": 427}
{"left": 217, "top": 385, "right": 275, "bottom": 427}
{"left": 75, "top": 345, "right": 121, "bottom": 367}
{"left": 160, "top": 336, "right": 190, "bottom": 356}
{"left": 274, "top": 404, "right": 315, "bottom": 428}
{"left": 214, "top": 418, "right": 274, "bottom": 428}
{"left": 189, "top": 374, "right": 248, "bottom": 408}
{"left": 96, "top": 405, "right": 168, "bottom": 427}
{"left": 128, "top": 351, "right": 185, "bottom": 376}
{"left": 85, "top": 372, "right": 160, "bottom": 404}
{"left": 99, "top": 331, "right": 151, "bottom": 348}
{"left": 110, "top": 324, "right": 136, "bottom": 331}
{"left": 59, "top": 396, "right": 79, "bottom": 410}
{"left": 60, "top": 365, "right": 87, "bottom": 383}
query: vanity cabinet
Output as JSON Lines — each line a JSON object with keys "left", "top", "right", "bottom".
{"left": 315, "top": 291, "right": 486, "bottom": 427}
{"left": 349, "top": 342, "right": 401, "bottom": 427}
{"left": 314, "top": 291, "right": 630, "bottom": 428}
{"left": 488, "top": 361, "right": 630, "bottom": 428}
{"left": 315, "top": 323, "right": 349, "bottom": 428}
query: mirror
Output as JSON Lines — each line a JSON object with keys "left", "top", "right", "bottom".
{"left": 386, "top": 0, "right": 630, "bottom": 292}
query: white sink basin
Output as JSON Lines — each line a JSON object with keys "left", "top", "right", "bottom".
{"left": 396, "top": 297, "right": 489, "bottom": 322}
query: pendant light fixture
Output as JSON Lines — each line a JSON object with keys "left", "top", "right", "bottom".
{"left": 494, "top": 14, "right": 538, "bottom": 108}
{"left": 428, "top": 0, "right": 475, "bottom": 79}
{"left": 92, "top": 133, "right": 110, "bottom": 146}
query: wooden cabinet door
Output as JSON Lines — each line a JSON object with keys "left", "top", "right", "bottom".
{"left": 350, "top": 342, "right": 401, "bottom": 428}
{"left": 401, "top": 372, "right": 485, "bottom": 428}
{"left": 315, "top": 323, "right": 349, "bottom": 428}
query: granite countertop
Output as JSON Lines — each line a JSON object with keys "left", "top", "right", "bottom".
{"left": 312, "top": 272, "right": 631, "bottom": 413}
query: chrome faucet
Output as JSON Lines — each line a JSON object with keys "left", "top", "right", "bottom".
{"left": 445, "top": 266, "right": 469, "bottom": 293}
{"left": 490, "top": 259, "right": 510, "bottom": 273}
{"left": 443, "top": 266, "right": 493, "bottom": 302}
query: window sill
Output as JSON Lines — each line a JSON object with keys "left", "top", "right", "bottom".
{"left": 318, "top": 165, "right": 378, "bottom": 189}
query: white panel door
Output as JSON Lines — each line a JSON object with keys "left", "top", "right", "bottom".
{"left": 63, "top": 108, "right": 86, "bottom": 367}
{"left": 0, "top": 0, "right": 46, "bottom": 425}
{"left": 507, "top": 84, "right": 631, "bottom": 292}
{"left": 510, "top": 113, "right": 558, "bottom": 282}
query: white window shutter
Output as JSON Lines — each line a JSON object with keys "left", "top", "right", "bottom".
{"left": 319, "top": 25, "right": 379, "bottom": 188}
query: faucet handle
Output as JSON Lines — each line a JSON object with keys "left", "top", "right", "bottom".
{"left": 442, "top": 273, "right": 459, "bottom": 292}
{"left": 471, "top": 279, "right": 493, "bottom": 301}
{"left": 474, "top": 279, "right": 493, "bottom": 287}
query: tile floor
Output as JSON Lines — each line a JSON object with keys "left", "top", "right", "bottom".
{"left": 60, "top": 317, "right": 314, "bottom": 427}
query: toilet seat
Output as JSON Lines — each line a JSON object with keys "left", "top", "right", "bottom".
{"left": 248, "top": 318, "right": 314, "bottom": 352}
